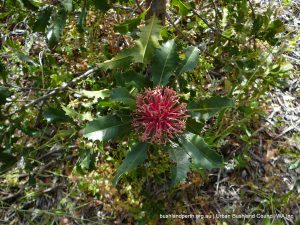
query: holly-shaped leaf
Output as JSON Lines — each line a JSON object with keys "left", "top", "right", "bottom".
{"left": 251, "top": 14, "right": 264, "bottom": 35}
{"left": 99, "top": 48, "right": 134, "bottom": 71}
{"left": 61, "top": 105, "right": 93, "bottom": 121}
{"left": 0, "top": 151, "right": 17, "bottom": 174}
{"left": 114, "top": 17, "right": 142, "bottom": 34}
{"left": 78, "top": 149, "right": 96, "bottom": 171}
{"left": 61, "top": 0, "right": 72, "bottom": 12}
{"left": 131, "top": 16, "right": 162, "bottom": 64}
{"left": 92, "top": 0, "right": 110, "bottom": 11}
{"left": 78, "top": 89, "right": 110, "bottom": 100}
{"left": 0, "top": 60, "right": 8, "bottom": 81}
{"left": 33, "top": 7, "right": 53, "bottom": 33}
{"left": 171, "top": 0, "right": 191, "bottom": 16}
{"left": 0, "top": 86, "right": 12, "bottom": 105}
{"left": 111, "top": 87, "right": 136, "bottom": 108}
{"left": 177, "top": 46, "right": 200, "bottom": 75}
{"left": 44, "top": 107, "right": 71, "bottom": 123}
{"left": 113, "top": 142, "right": 149, "bottom": 185}
{"left": 114, "top": 10, "right": 147, "bottom": 34}
{"left": 168, "top": 144, "right": 190, "bottom": 186}
{"left": 98, "top": 16, "right": 162, "bottom": 70}
{"left": 77, "top": 0, "right": 88, "bottom": 33}
{"left": 179, "top": 133, "right": 223, "bottom": 169}
{"left": 186, "top": 118, "right": 204, "bottom": 134}
{"left": 46, "top": 9, "right": 67, "bottom": 48}
{"left": 19, "top": 0, "right": 38, "bottom": 11}
{"left": 152, "top": 39, "right": 179, "bottom": 86}
{"left": 83, "top": 115, "right": 131, "bottom": 141}
{"left": 114, "top": 71, "right": 150, "bottom": 90}
{"left": 187, "top": 96, "right": 234, "bottom": 121}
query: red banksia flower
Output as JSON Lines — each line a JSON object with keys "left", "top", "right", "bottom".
{"left": 132, "top": 87, "right": 188, "bottom": 145}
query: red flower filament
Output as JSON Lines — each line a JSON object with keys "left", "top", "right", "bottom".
{"left": 132, "top": 87, "right": 188, "bottom": 145}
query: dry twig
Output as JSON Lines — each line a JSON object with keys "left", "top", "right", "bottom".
{"left": 6, "top": 68, "right": 98, "bottom": 118}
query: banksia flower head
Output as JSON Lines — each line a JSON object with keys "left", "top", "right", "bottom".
{"left": 132, "top": 87, "right": 188, "bottom": 145}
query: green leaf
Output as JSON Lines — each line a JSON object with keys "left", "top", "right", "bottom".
{"left": 19, "top": 0, "right": 38, "bottom": 11}
{"left": 14, "top": 52, "right": 37, "bottom": 66}
{"left": 78, "top": 89, "right": 110, "bottom": 100}
{"left": 28, "top": 174, "right": 36, "bottom": 186}
{"left": 99, "top": 48, "right": 134, "bottom": 70}
{"left": 46, "top": 9, "right": 67, "bottom": 48}
{"left": 114, "top": 10, "right": 147, "bottom": 34}
{"left": 100, "top": 16, "right": 161, "bottom": 68}
{"left": 83, "top": 115, "right": 131, "bottom": 141}
{"left": 262, "top": 218, "right": 271, "bottom": 225}
{"left": 21, "top": 123, "right": 40, "bottom": 136}
{"left": 171, "top": 0, "right": 191, "bottom": 16}
{"left": 0, "top": 86, "right": 12, "bottom": 105}
{"left": 61, "top": 0, "right": 72, "bottom": 12}
{"left": 179, "top": 134, "right": 223, "bottom": 169}
{"left": 263, "top": 19, "right": 285, "bottom": 45}
{"left": 0, "top": 152, "right": 17, "bottom": 174}
{"left": 78, "top": 149, "right": 96, "bottom": 171}
{"left": 113, "top": 142, "right": 149, "bottom": 185}
{"left": 168, "top": 144, "right": 190, "bottom": 186}
{"left": 289, "top": 159, "right": 300, "bottom": 170}
{"left": 268, "top": 19, "right": 285, "bottom": 34}
{"left": 92, "top": 0, "right": 110, "bottom": 11}
{"left": 77, "top": 0, "right": 88, "bottom": 33}
{"left": 187, "top": 96, "right": 234, "bottom": 121}
{"left": 177, "top": 46, "right": 200, "bottom": 75}
{"left": 114, "top": 17, "right": 142, "bottom": 34}
{"left": 114, "top": 71, "right": 150, "bottom": 89}
{"left": 152, "top": 39, "right": 179, "bottom": 86}
{"left": 0, "top": 60, "right": 8, "bottom": 80}
{"left": 186, "top": 118, "right": 204, "bottom": 134}
{"left": 33, "top": 7, "right": 52, "bottom": 33}
{"left": 111, "top": 87, "right": 135, "bottom": 108}
{"left": 251, "top": 14, "right": 264, "bottom": 34}
{"left": 44, "top": 107, "right": 71, "bottom": 123}
{"left": 61, "top": 105, "right": 93, "bottom": 121}
{"left": 131, "top": 16, "right": 162, "bottom": 64}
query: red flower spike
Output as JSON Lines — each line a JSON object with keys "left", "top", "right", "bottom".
{"left": 132, "top": 87, "right": 188, "bottom": 145}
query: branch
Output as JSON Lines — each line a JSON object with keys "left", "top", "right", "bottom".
{"left": 247, "top": 0, "right": 257, "bottom": 48}
{"left": 191, "top": 8, "right": 240, "bottom": 44}
{"left": 247, "top": 0, "right": 256, "bottom": 20}
{"left": 1, "top": 185, "right": 25, "bottom": 201}
{"left": 275, "top": 120, "right": 300, "bottom": 139}
{"left": 113, "top": 4, "right": 134, "bottom": 11}
{"left": 0, "top": 0, "right": 6, "bottom": 10}
{"left": 113, "top": 3, "right": 144, "bottom": 13}
{"left": 6, "top": 67, "right": 98, "bottom": 117}
{"left": 166, "top": 13, "right": 196, "bottom": 45}
{"left": 135, "top": 0, "right": 144, "bottom": 13}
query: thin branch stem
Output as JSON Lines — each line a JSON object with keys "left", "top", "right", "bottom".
{"left": 166, "top": 13, "right": 196, "bottom": 45}
{"left": 247, "top": 0, "right": 257, "bottom": 48}
{"left": 191, "top": 8, "right": 240, "bottom": 44}
{"left": 135, "top": 0, "right": 144, "bottom": 13}
{"left": 6, "top": 68, "right": 97, "bottom": 118}
{"left": 247, "top": 0, "right": 256, "bottom": 20}
{"left": 1, "top": 0, "right": 5, "bottom": 9}
{"left": 112, "top": 4, "right": 134, "bottom": 11}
